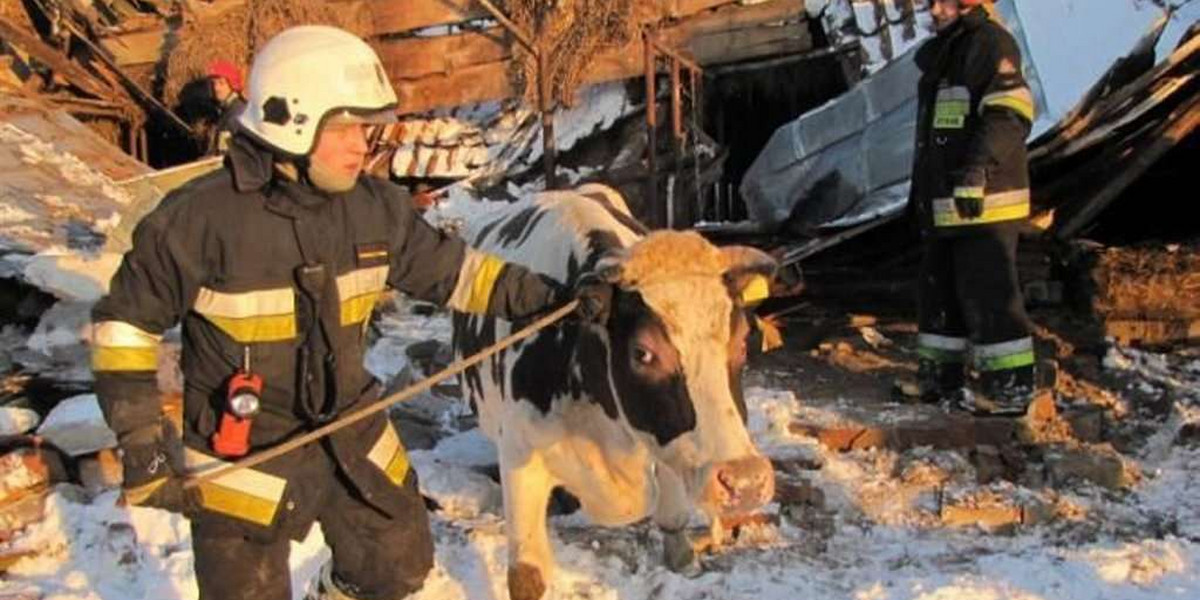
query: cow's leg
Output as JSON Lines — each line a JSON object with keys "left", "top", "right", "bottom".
{"left": 652, "top": 465, "right": 700, "bottom": 576}
{"left": 503, "top": 450, "right": 556, "bottom": 600}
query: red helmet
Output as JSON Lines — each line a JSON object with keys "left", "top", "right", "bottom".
{"left": 206, "top": 60, "right": 244, "bottom": 93}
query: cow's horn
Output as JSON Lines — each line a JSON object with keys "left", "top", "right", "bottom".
{"left": 720, "top": 246, "right": 777, "bottom": 278}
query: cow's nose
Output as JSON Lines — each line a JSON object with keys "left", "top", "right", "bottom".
{"left": 706, "top": 455, "right": 775, "bottom": 516}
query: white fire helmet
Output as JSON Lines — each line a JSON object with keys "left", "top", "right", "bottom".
{"left": 237, "top": 25, "right": 397, "bottom": 157}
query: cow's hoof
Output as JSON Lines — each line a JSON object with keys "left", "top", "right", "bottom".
{"left": 662, "top": 530, "right": 701, "bottom": 578}
{"left": 508, "top": 562, "right": 546, "bottom": 600}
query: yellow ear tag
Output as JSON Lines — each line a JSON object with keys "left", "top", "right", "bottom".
{"left": 740, "top": 274, "right": 770, "bottom": 306}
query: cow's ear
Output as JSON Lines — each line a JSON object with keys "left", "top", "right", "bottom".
{"left": 721, "top": 246, "right": 778, "bottom": 306}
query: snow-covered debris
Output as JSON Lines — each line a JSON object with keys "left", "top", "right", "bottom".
{"left": 36, "top": 395, "right": 117, "bottom": 457}
{"left": 18, "top": 301, "right": 94, "bottom": 383}
{"left": 388, "top": 82, "right": 635, "bottom": 182}
{"left": 0, "top": 407, "right": 40, "bottom": 436}
{"left": 21, "top": 252, "right": 124, "bottom": 303}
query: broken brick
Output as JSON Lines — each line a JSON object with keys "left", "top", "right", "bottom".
{"left": 1045, "top": 443, "right": 1140, "bottom": 490}
{"left": 941, "top": 503, "right": 1023, "bottom": 530}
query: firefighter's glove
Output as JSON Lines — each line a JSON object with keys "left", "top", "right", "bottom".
{"left": 118, "top": 420, "right": 200, "bottom": 514}
{"left": 572, "top": 274, "right": 613, "bottom": 324}
{"left": 952, "top": 168, "right": 986, "bottom": 220}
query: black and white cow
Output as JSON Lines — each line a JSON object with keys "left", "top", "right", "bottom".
{"left": 452, "top": 184, "right": 776, "bottom": 600}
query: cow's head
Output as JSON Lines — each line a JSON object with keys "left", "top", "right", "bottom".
{"left": 585, "top": 231, "right": 776, "bottom": 518}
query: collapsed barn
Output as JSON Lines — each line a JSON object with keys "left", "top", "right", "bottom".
{"left": 2, "top": 0, "right": 1200, "bottom": 588}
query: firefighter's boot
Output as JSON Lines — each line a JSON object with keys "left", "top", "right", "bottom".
{"left": 916, "top": 357, "right": 966, "bottom": 406}
{"left": 306, "top": 563, "right": 367, "bottom": 600}
{"left": 958, "top": 364, "right": 1036, "bottom": 416}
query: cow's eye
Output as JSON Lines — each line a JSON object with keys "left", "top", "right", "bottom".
{"left": 633, "top": 346, "right": 655, "bottom": 366}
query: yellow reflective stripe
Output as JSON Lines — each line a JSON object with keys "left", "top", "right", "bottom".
{"left": 448, "top": 250, "right": 506, "bottom": 314}
{"left": 185, "top": 449, "right": 286, "bottom": 526}
{"left": 92, "top": 321, "right": 161, "bottom": 372}
{"left": 740, "top": 274, "right": 770, "bottom": 306}
{"left": 367, "top": 422, "right": 409, "bottom": 486}
{"left": 933, "top": 190, "right": 1030, "bottom": 227}
{"left": 337, "top": 266, "right": 389, "bottom": 300}
{"left": 337, "top": 266, "right": 389, "bottom": 325}
{"left": 341, "top": 292, "right": 383, "bottom": 326}
{"left": 92, "top": 321, "right": 160, "bottom": 347}
{"left": 981, "top": 87, "right": 1035, "bottom": 122}
{"left": 194, "top": 286, "right": 296, "bottom": 342}
{"left": 123, "top": 478, "right": 166, "bottom": 505}
{"left": 954, "top": 186, "right": 984, "bottom": 199}
{"left": 202, "top": 315, "right": 296, "bottom": 343}
{"left": 93, "top": 347, "right": 158, "bottom": 372}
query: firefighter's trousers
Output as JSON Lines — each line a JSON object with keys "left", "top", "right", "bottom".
{"left": 192, "top": 463, "right": 434, "bottom": 600}
{"left": 916, "top": 223, "right": 1035, "bottom": 403}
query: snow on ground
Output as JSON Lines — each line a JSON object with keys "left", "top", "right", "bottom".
{"left": 3, "top": 301, "right": 1200, "bottom": 600}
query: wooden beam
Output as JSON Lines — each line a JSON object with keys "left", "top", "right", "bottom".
{"left": 0, "top": 17, "right": 118, "bottom": 101}
{"left": 369, "top": 0, "right": 738, "bottom": 36}
{"left": 100, "top": 28, "right": 165, "bottom": 66}
{"left": 376, "top": 27, "right": 510, "bottom": 79}
{"left": 1053, "top": 94, "right": 1200, "bottom": 240}
{"left": 370, "top": 0, "right": 487, "bottom": 35}
{"left": 392, "top": 0, "right": 807, "bottom": 114}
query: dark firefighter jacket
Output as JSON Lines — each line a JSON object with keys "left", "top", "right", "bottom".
{"left": 910, "top": 7, "right": 1035, "bottom": 234}
{"left": 206, "top": 95, "right": 245, "bottom": 156}
{"left": 92, "top": 135, "right": 560, "bottom": 541}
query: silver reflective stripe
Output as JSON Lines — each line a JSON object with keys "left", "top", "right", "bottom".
{"left": 92, "top": 321, "right": 161, "bottom": 347}
{"left": 933, "top": 189, "right": 1031, "bottom": 227}
{"left": 974, "top": 337, "right": 1033, "bottom": 358}
{"left": 937, "top": 86, "right": 970, "bottom": 102}
{"left": 974, "top": 337, "right": 1035, "bottom": 372}
{"left": 918, "top": 333, "right": 968, "bottom": 351}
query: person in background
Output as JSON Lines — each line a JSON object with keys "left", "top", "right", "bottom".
{"left": 907, "top": 0, "right": 1038, "bottom": 415}
{"left": 205, "top": 59, "right": 246, "bottom": 155}
{"left": 93, "top": 26, "right": 604, "bottom": 600}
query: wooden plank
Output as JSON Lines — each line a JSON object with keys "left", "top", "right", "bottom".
{"left": 1054, "top": 94, "right": 1200, "bottom": 239}
{"left": 376, "top": 27, "right": 509, "bottom": 79}
{"left": 666, "top": 0, "right": 738, "bottom": 18}
{"left": 0, "top": 17, "right": 117, "bottom": 101}
{"left": 686, "top": 20, "right": 811, "bottom": 65}
{"left": 370, "top": 0, "right": 487, "bottom": 35}
{"left": 375, "top": 0, "right": 782, "bottom": 78}
{"left": 393, "top": 0, "right": 807, "bottom": 113}
{"left": 370, "top": 0, "right": 739, "bottom": 36}
{"left": 98, "top": 28, "right": 165, "bottom": 66}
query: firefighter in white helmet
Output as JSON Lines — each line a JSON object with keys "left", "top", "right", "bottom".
{"left": 92, "top": 26, "right": 605, "bottom": 600}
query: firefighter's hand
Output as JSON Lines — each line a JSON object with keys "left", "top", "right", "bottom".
{"left": 952, "top": 167, "right": 986, "bottom": 220}
{"left": 118, "top": 420, "right": 200, "bottom": 515}
{"left": 571, "top": 274, "right": 613, "bottom": 324}
{"left": 953, "top": 194, "right": 984, "bottom": 220}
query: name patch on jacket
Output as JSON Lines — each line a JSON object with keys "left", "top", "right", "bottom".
{"left": 355, "top": 242, "right": 389, "bottom": 268}
{"left": 934, "top": 85, "right": 970, "bottom": 130}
